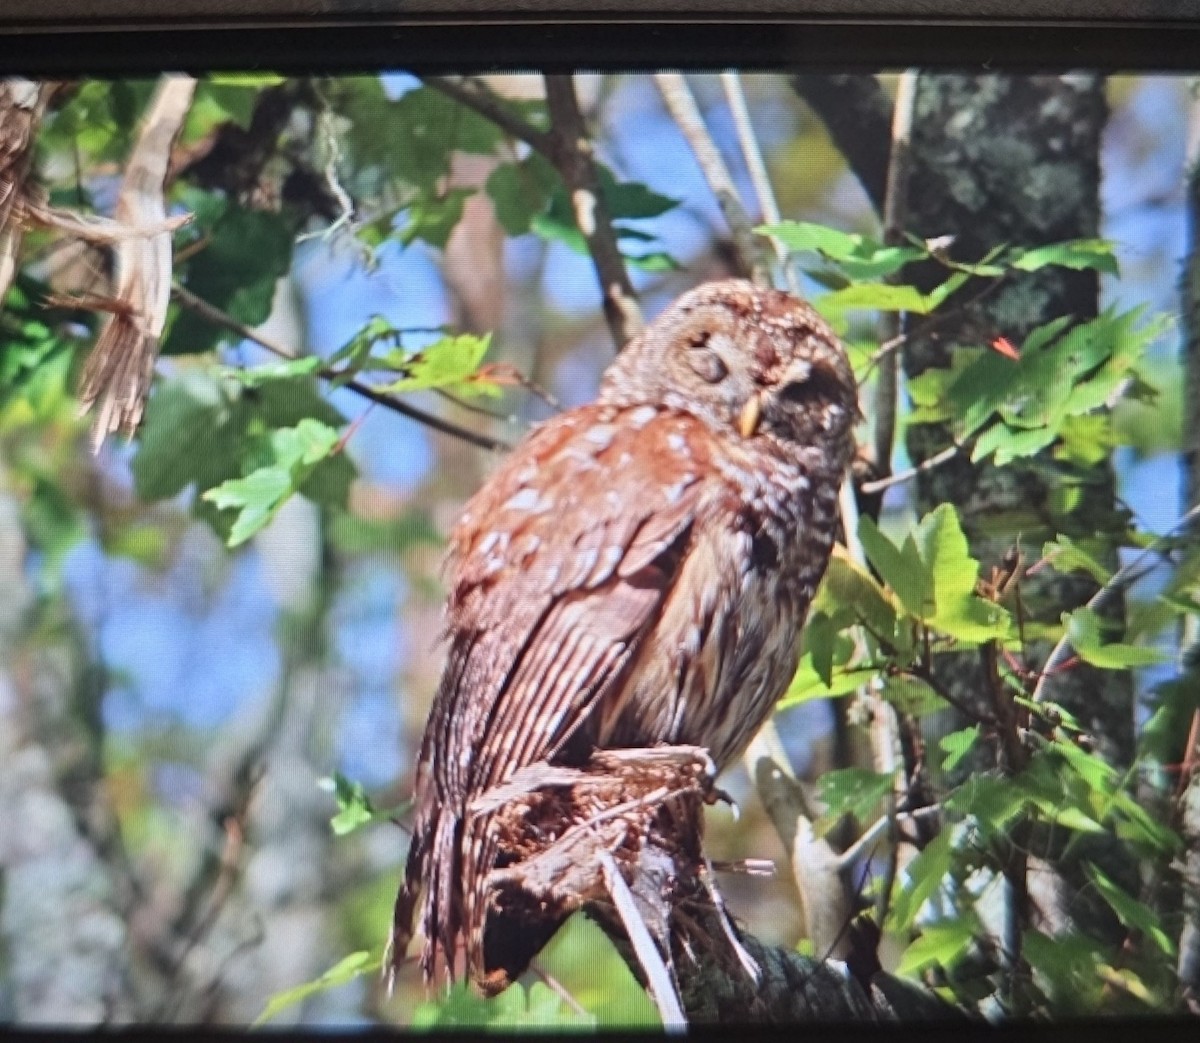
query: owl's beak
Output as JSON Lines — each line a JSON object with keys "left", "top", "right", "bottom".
{"left": 738, "top": 393, "right": 763, "bottom": 438}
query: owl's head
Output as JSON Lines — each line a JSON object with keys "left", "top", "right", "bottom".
{"left": 599, "top": 279, "right": 859, "bottom": 458}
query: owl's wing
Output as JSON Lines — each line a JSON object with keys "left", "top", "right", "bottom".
{"left": 437, "top": 405, "right": 715, "bottom": 798}
{"left": 401, "top": 404, "right": 718, "bottom": 986}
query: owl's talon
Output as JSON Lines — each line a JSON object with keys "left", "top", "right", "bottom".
{"left": 704, "top": 786, "right": 740, "bottom": 820}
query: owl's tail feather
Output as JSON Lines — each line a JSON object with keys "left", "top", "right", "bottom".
{"left": 390, "top": 799, "right": 564, "bottom": 995}
{"left": 389, "top": 800, "right": 464, "bottom": 989}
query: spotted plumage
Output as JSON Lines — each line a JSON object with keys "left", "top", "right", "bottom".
{"left": 391, "top": 279, "right": 858, "bottom": 993}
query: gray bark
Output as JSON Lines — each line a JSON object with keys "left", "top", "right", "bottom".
{"left": 901, "top": 73, "right": 1134, "bottom": 765}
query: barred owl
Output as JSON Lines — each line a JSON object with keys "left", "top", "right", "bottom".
{"left": 392, "top": 278, "right": 858, "bottom": 993}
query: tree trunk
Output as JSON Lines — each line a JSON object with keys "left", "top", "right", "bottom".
{"left": 900, "top": 73, "right": 1133, "bottom": 765}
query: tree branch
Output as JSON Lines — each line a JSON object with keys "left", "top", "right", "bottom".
{"left": 719, "top": 71, "right": 798, "bottom": 294}
{"left": 424, "top": 75, "right": 556, "bottom": 161}
{"left": 170, "top": 283, "right": 511, "bottom": 454}
{"left": 1031, "top": 499, "right": 1200, "bottom": 703}
{"left": 872, "top": 70, "right": 919, "bottom": 478}
{"left": 77, "top": 74, "right": 196, "bottom": 451}
{"left": 0, "top": 78, "right": 48, "bottom": 302}
{"left": 427, "top": 75, "right": 644, "bottom": 350}
{"left": 654, "top": 72, "right": 771, "bottom": 287}
{"left": 742, "top": 725, "right": 857, "bottom": 963}
{"left": 859, "top": 442, "right": 962, "bottom": 496}
{"left": 543, "top": 75, "right": 644, "bottom": 349}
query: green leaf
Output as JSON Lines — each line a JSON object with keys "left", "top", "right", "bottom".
{"left": 858, "top": 516, "right": 932, "bottom": 619}
{"left": 896, "top": 913, "right": 981, "bottom": 977}
{"left": 531, "top": 164, "right": 679, "bottom": 266}
{"left": 206, "top": 467, "right": 295, "bottom": 547}
{"left": 1065, "top": 607, "right": 1171, "bottom": 669}
{"left": 804, "top": 612, "right": 836, "bottom": 687}
{"left": 1011, "top": 239, "right": 1119, "bottom": 275}
{"left": 1085, "top": 863, "right": 1176, "bottom": 957}
{"left": 623, "top": 250, "right": 682, "bottom": 272}
{"left": 1023, "top": 929, "right": 1105, "bottom": 1013}
{"left": 165, "top": 203, "right": 294, "bottom": 356}
{"left": 131, "top": 375, "right": 249, "bottom": 500}
{"left": 1041, "top": 535, "right": 1112, "bottom": 585}
{"left": 939, "top": 726, "right": 980, "bottom": 772}
{"left": 329, "top": 314, "right": 406, "bottom": 377}
{"left": 207, "top": 72, "right": 285, "bottom": 87}
{"left": 816, "top": 552, "right": 898, "bottom": 642}
{"left": 971, "top": 421, "right": 1058, "bottom": 466}
{"left": 942, "top": 775, "right": 1028, "bottom": 836}
{"left": 815, "top": 768, "right": 894, "bottom": 834}
{"left": 396, "top": 188, "right": 472, "bottom": 249}
{"left": 818, "top": 282, "right": 934, "bottom": 316}
{"left": 412, "top": 981, "right": 595, "bottom": 1028}
{"left": 375, "top": 333, "right": 494, "bottom": 395}
{"left": 762, "top": 220, "right": 864, "bottom": 259}
{"left": 202, "top": 419, "right": 342, "bottom": 546}
{"left": 888, "top": 828, "right": 956, "bottom": 932}
{"left": 602, "top": 170, "right": 680, "bottom": 220}
{"left": 486, "top": 153, "right": 559, "bottom": 236}
{"left": 780, "top": 660, "right": 876, "bottom": 707}
{"left": 760, "top": 220, "right": 925, "bottom": 280}
{"left": 183, "top": 82, "right": 260, "bottom": 141}
{"left": 916, "top": 504, "right": 1010, "bottom": 643}
{"left": 254, "top": 950, "right": 381, "bottom": 1025}
{"left": 340, "top": 83, "right": 504, "bottom": 189}
{"left": 320, "top": 772, "right": 412, "bottom": 836}
{"left": 324, "top": 772, "right": 376, "bottom": 835}
{"left": 217, "top": 357, "right": 324, "bottom": 386}
{"left": 327, "top": 510, "right": 442, "bottom": 555}
{"left": 880, "top": 674, "right": 944, "bottom": 716}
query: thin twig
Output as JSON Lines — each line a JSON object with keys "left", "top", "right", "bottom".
{"left": 837, "top": 805, "right": 942, "bottom": 871}
{"left": 543, "top": 75, "right": 644, "bottom": 349}
{"left": 872, "top": 69, "right": 920, "bottom": 479}
{"left": 719, "top": 71, "right": 798, "bottom": 295}
{"left": 170, "top": 283, "right": 510, "bottom": 454}
{"left": 597, "top": 848, "right": 687, "bottom": 1030}
{"left": 838, "top": 471, "right": 866, "bottom": 567}
{"left": 859, "top": 271, "right": 1013, "bottom": 383}
{"left": 527, "top": 961, "right": 590, "bottom": 1018}
{"left": 654, "top": 72, "right": 770, "bottom": 287}
{"left": 296, "top": 94, "right": 355, "bottom": 242}
{"left": 859, "top": 441, "right": 962, "bottom": 496}
{"left": 1032, "top": 499, "right": 1200, "bottom": 703}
